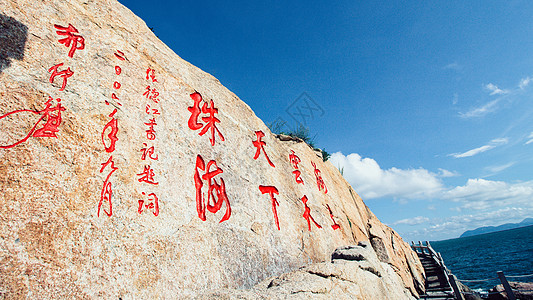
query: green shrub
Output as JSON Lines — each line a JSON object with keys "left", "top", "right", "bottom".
{"left": 267, "top": 120, "right": 330, "bottom": 162}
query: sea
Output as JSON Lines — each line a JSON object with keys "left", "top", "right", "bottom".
{"left": 431, "top": 225, "right": 533, "bottom": 292}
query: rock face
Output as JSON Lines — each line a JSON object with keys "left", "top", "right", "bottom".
{"left": 199, "top": 242, "right": 416, "bottom": 299}
{"left": 488, "top": 282, "right": 533, "bottom": 300}
{"left": 0, "top": 0, "right": 424, "bottom": 298}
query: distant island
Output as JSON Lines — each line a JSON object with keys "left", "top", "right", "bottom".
{"left": 460, "top": 217, "right": 533, "bottom": 238}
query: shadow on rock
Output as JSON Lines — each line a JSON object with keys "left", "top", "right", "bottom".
{"left": 0, "top": 14, "right": 28, "bottom": 72}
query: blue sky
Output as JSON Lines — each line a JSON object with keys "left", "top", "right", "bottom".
{"left": 120, "top": 0, "right": 533, "bottom": 241}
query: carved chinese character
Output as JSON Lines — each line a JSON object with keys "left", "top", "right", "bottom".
{"left": 288, "top": 150, "right": 304, "bottom": 184}
{"left": 194, "top": 155, "right": 231, "bottom": 222}
{"left": 138, "top": 192, "right": 159, "bottom": 216}
{"left": 98, "top": 156, "right": 117, "bottom": 217}
{"left": 32, "top": 97, "right": 66, "bottom": 138}
{"left": 200, "top": 100, "right": 224, "bottom": 146}
{"left": 259, "top": 185, "right": 280, "bottom": 230}
{"left": 288, "top": 150, "right": 301, "bottom": 169}
{"left": 101, "top": 109, "right": 118, "bottom": 153}
{"left": 54, "top": 24, "right": 85, "bottom": 58}
{"left": 292, "top": 170, "right": 304, "bottom": 185}
{"left": 301, "top": 195, "right": 322, "bottom": 231}
{"left": 326, "top": 204, "right": 340, "bottom": 230}
{"left": 187, "top": 92, "right": 225, "bottom": 146}
{"left": 145, "top": 104, "right": 160, "bottom": 115}
{"left": 0, "top": 97, "right": 65, "bottom": 149}
{"left": 48, "top": 63, "right": 73, "bottom": 91}
{"left": 311, "top": 161, "right": 328, "bottom": 194}
{"left": 140, "top": 143, "right": 158, "bottom": 160}
{"left": 252, "top": 131, "right": 275, "bottom": 167}
{"left": 188, "top": 92, "right": 203, "bottom": 130}
{"left": 143, "top": 86, "right": 160, "bottom": 103}
{"left": 146, "top": 68, "right": 157, "bottom": 82}
{"left": 137, "top": 165, "right": 159, "bottom": 185}
{"left": 145, "top": 118, "right": 157, "bottom": 140}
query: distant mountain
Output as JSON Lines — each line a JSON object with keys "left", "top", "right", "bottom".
{"left": 460, "top": 218, "right": 533, "bottom": 238}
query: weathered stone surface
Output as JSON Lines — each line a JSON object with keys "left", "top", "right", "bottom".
{"left": 199, "top": 243, "right": 417, "bottom": 299}
{"left": 0, "top": 0, "right": 424, "bottom": 298}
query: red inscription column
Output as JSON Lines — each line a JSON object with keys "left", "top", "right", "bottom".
{"left": 97, "top": 49, "right": 124, "bottom": 217}
{"left": 137, "top": 67, "right": 162, "bottom": 216}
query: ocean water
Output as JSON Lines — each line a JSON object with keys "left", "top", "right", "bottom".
{"left": 431, "top": 225, "right": 533, "bottom": 291}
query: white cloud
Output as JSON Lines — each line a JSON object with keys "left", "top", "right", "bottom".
{"left": 329, "top": 152, "right": 443, "bottom": 199}
{"left": 400, "top": 207, "right": 533, "bottom": 241}
{"left": 438, "top": 168, "right": 459, "bottom": 177}
{"left": 443, "top": 178, "right": 533, "bottom": 207}
{"left": 485, "top": 83, "right": 509, "bottom": 95}
{"left": 449, "top": 138, "right": 508, "bottom": 158}
{"left": 392, "top": 216, "right": 430, "bottom": 226}
{"left": 525, "top": 132, "right": 533, "bottom": 145}
{"left": 519, "top": 77, "right": 532, "bottom": 90}
{"left": 428, "top": 207, "right": 531, "bottom": 236}
{"left": 485, "top": 162, "right": 515, "bottom": 173}
{"left": 443, "top": 62, "right": 462, "bottom": 71}
{"left": 459, "top": 99, "right": 501, "bottom": 118}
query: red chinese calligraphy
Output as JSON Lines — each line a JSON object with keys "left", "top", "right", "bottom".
{"left": 145, "top": 118, "right": 157, "bottom": 140}
{"left": 138, "top": 192, "right": 159, "bottom": 216}
{"left": 101, "top": 109, "right": 118, "bottom": 153}
{"left": 292, "top": 170, "right": 304, "bottom": 185}
{"left": 146, "top": 68, "right": 157, "bottom": 82}
{"left": 145, "top": 104, "right": 160, "bottom": 115}
{"left": 259, "top": 185, "right": 280, "bottom": 230}
{"left": 137, "top": 165, "right": 159, "bottom": 185}
{"left": 194, "top": 155, "right": 231, "bottom": 222}
{"left": 188, "top": 92, "right": 203, "bottom": 130}
{"left": 326, "top": 204, "right": 340, "bottom": 230}
{"left": 48, "top": 63, "right": 73, "bottom": 91}
{"left": 288, "top": 150, "right": 301, "bottom": 169}
{"left": 187, "top": 92, "right": 225, "bottom": 146}
{"left": 311, "top": 161, "right": 328, "bottom": 194}
{"left": 54, "top": 24, "right": 85, "bottom": 58}
{"left": 143, "top": 86, "right": 160, "bottom": 103}
{"left": 288, "top": 150, "right": 304, "bottom": 184}
{"left": 32, "top": 98, "right": 65, "bottom": 138}
{"left": 0, "top": 97, "right": 66, "bottom": 149}
{"left": 301, "top": 195, "right": 322, "bottom": 231}
{"left": 252, "top": 131, "right": 275, "bottom": 167}
{"left": 200, "top": 100, "right": 224, "bottom": 146}
{"left": 98, "top": 156, "right": 117, "bottom": 217}
{"left": 140, "top": 143, "right": 158, "bottom": 160}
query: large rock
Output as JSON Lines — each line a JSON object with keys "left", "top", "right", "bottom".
{"left": 488, "top": 282, "right": 533, "bottom": 300}
{"left": 0, "top": 0, "right": 424, "bottom": 298}
{"left": 199, "top": 242, "right": 416, "bottom": 299}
